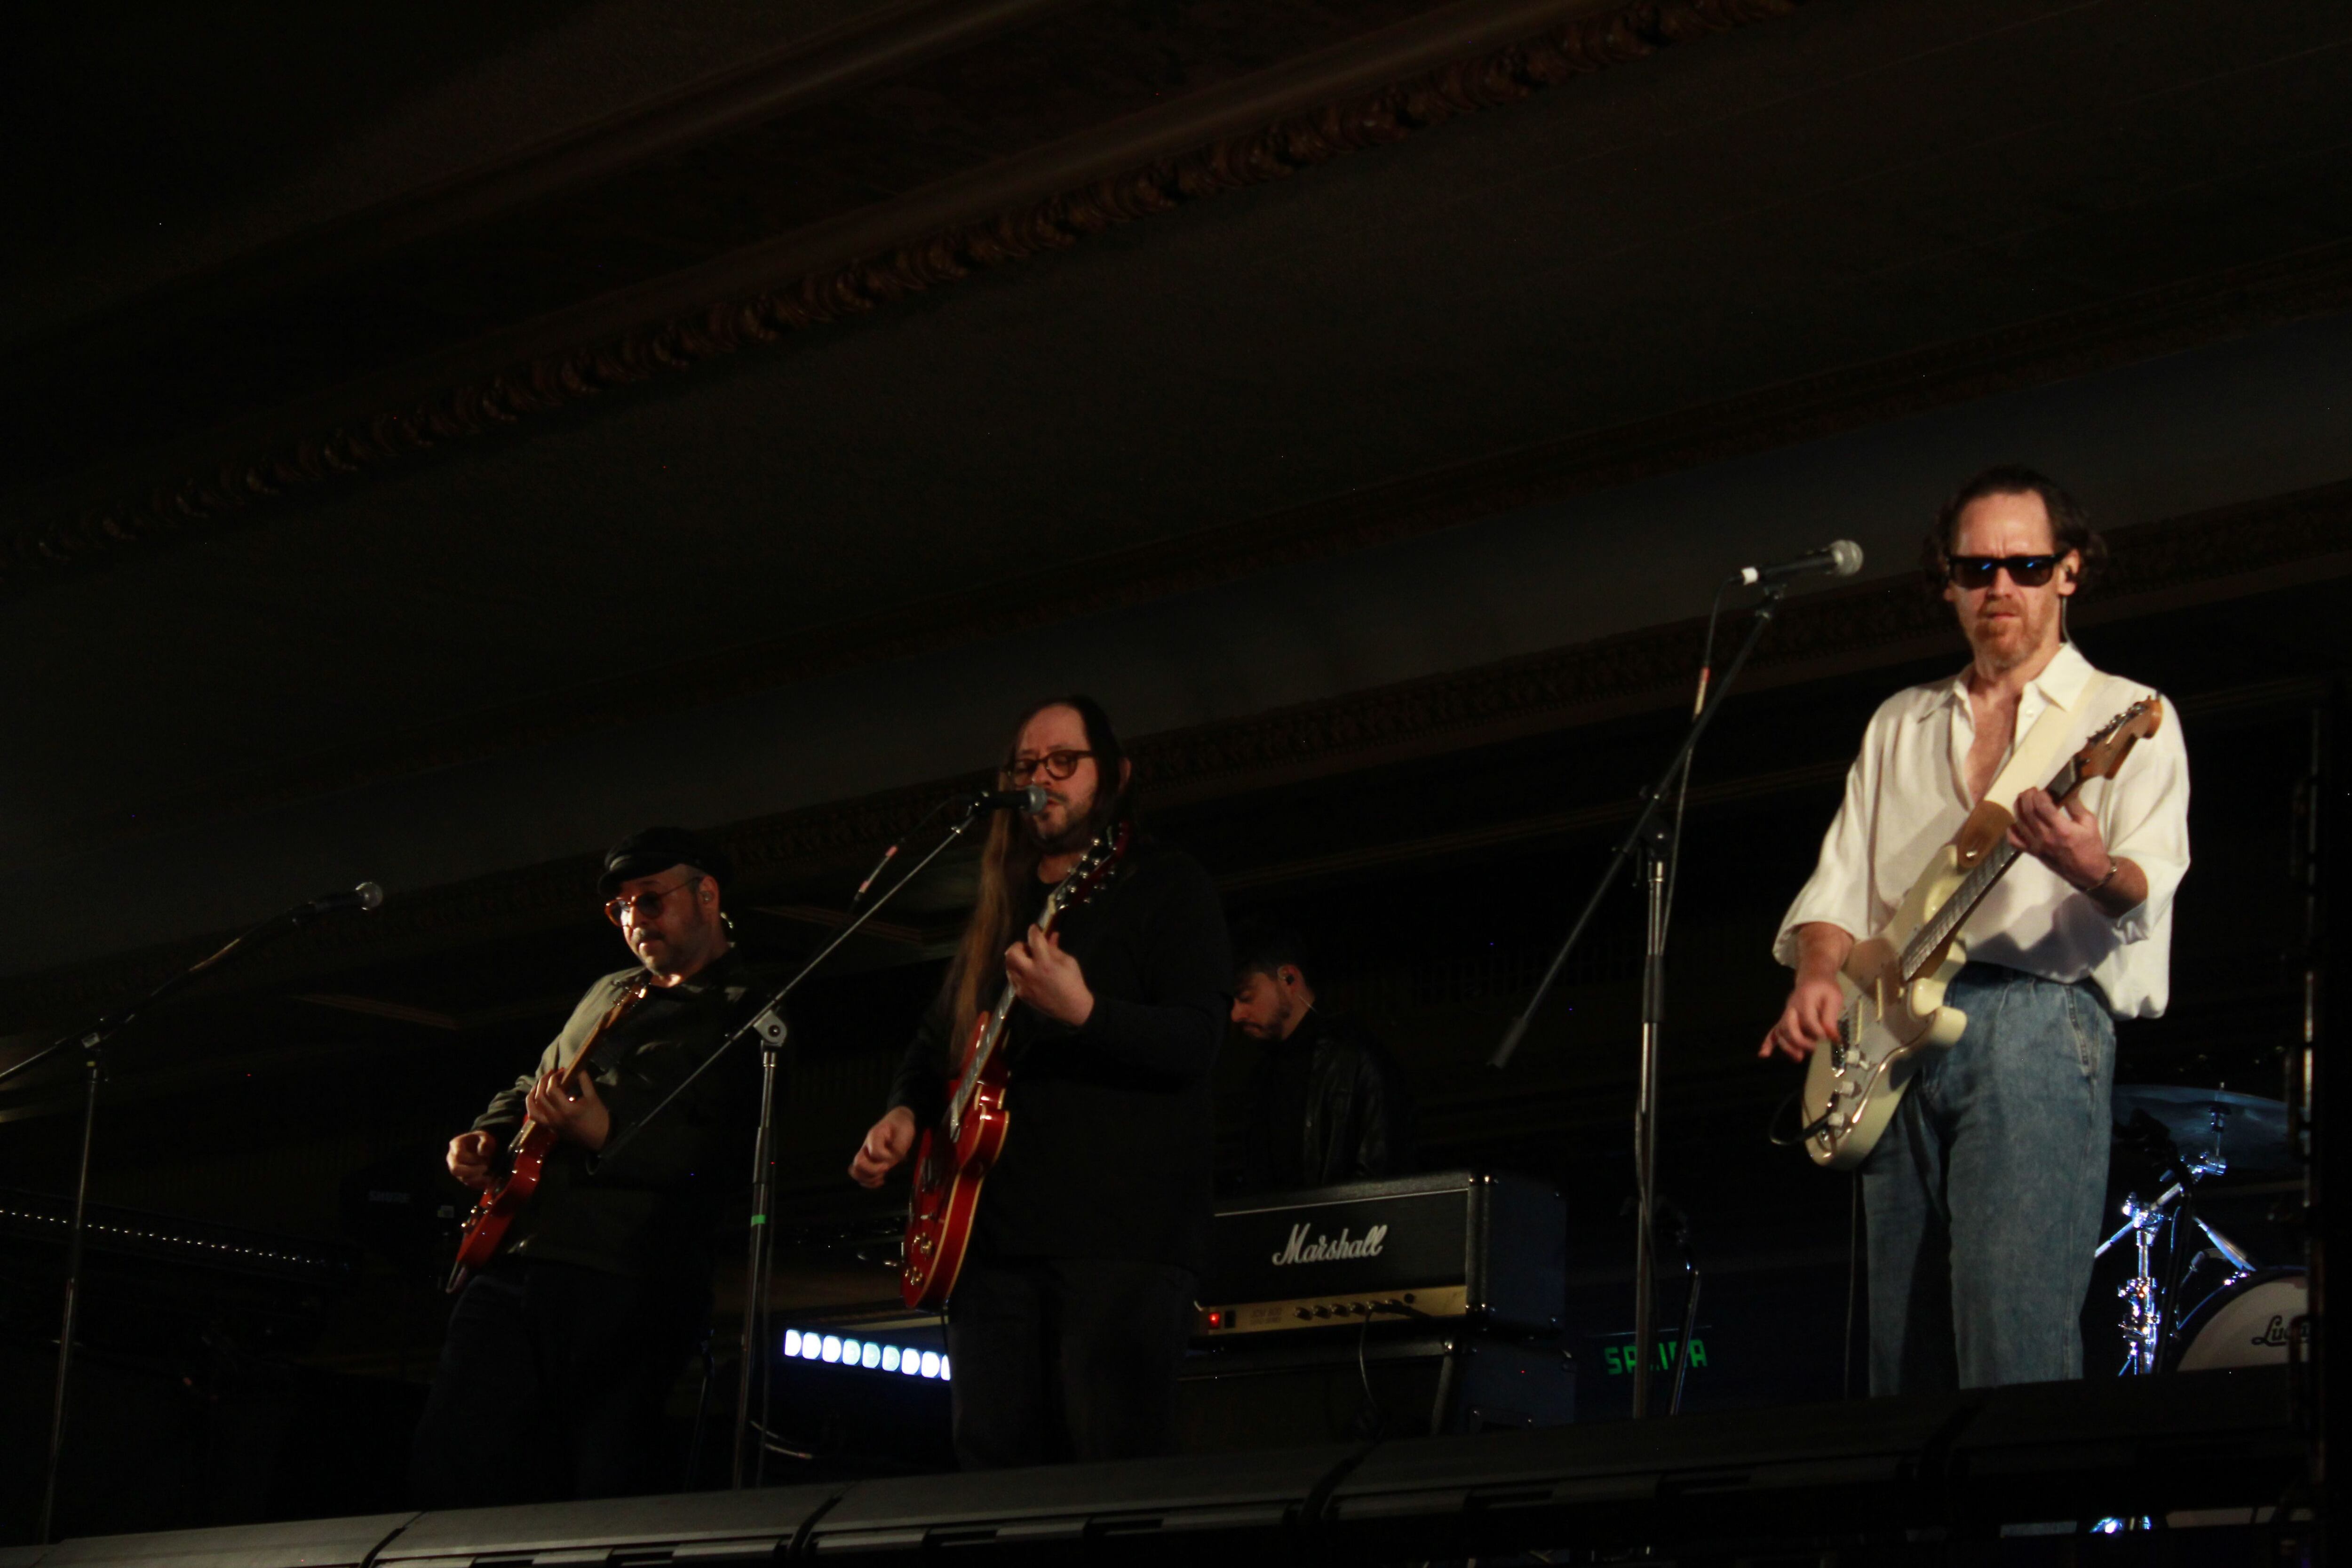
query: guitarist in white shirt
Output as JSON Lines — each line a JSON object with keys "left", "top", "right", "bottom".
{"left": 1763, "top": 466, "right": 2191, "bottom": 1394}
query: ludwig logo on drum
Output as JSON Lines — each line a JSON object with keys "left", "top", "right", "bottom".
{"left": 1270, "top": 1221, "right": 1388, "bottom": 1266}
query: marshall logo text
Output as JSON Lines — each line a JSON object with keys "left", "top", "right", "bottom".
{"left": 1271, "top": 1221, "right": 1389, "bottom": 1266}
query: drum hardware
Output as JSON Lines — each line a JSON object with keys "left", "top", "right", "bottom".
{"left": 2101, "top": 1088, "right": 2293, "bottom": 1377}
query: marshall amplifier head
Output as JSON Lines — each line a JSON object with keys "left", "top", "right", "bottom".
{"left": 1194, "top": 1170, "right": 1565, "bottom": 1337}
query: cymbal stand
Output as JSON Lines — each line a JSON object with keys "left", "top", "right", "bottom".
{"left": 2099, "top": 1151, "right": 2246, "bottom": 1376}
{"left": 2104, "top": 1186, "right": 2173, "bottom": 1376}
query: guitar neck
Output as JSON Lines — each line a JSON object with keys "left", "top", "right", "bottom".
{"left": 1900, "top": 755, "right": 2084, "bottom": 982}
{"left": 955, "top": 890, "right": 1074, "bottom": 1111}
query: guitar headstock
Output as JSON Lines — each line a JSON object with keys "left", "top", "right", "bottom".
{"left": 2075, "top": 697, "right": 2164, "bottom": 782}
{"left": 1045, "top": 821, "right": 1134, "bottom": 918}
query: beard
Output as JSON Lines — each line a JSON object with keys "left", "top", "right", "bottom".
{"left": 1024, "top": 808, "right": 1100, "bottom": 857}
{"left": 1966, "top": 597, "right": 2059, "bottom": 671}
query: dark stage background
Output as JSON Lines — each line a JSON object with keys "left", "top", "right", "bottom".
{"left": 3, "top": 0, "right": 2346, "bottom": 1544}
{"left": 0, "top": 575, "right": 2330, "bottom": 1539}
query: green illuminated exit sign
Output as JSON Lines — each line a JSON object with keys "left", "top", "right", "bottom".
{"left": 1599, "top": 1337, "right": 1707, "bottom": 1376}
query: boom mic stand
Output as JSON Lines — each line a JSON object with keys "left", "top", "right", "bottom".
{"left": 1488, "top": 582, "right": 1787, "bottom": 1419}
{"left": 592, "top": 802, "right": 988, "bottom": 1488}
{"left": 0, "top": 891, "right": 379, "bottom": 1542}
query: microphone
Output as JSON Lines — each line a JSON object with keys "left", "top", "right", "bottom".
{"left": 1733, "top": 540, "right": 1864, "bottom": 586}
{"left": 299, "top": 882, "right": 385, "bottom": 918}
{"left": 960, "top": 786, "right": 1050, "bottom": 814}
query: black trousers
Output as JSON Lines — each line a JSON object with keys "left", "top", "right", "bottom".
{"left": 408, "top": 1257, "right": 707, "bottom": 1508}
{"left": 945, "top": 1257, "right": 1196, "bottom": 1469}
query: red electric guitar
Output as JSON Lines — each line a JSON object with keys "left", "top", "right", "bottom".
{"left": 445, "top": 976, "right": 652, "bottom": 1293}
{"left": 900, "top": 823, "right": 1130, "bottom": 1310}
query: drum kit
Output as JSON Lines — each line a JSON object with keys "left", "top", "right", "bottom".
{"left": 2099, "top": 1084, "right": 2306, "bottom": 1377}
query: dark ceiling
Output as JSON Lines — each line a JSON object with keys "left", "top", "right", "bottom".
{"left": 6, "top": 0, "right": 2352, "bottom": 1000}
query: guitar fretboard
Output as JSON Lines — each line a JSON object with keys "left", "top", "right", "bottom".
{"left": 1899, "top": 756, "right": 2083, "bottom": 984}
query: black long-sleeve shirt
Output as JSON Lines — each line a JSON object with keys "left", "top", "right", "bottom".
{"left": 888, "top": 841, "right": 1231, "bottom": 1276}
{"left": 474, "top": 949, "right": 764, "bottom": 1280}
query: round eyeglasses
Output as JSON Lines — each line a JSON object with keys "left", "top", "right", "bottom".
{"left": 1007, "top": 748, "right": 1095, "bottom": 784}
{"left": 605, "top": 875, "right": 700, "bottom": 926}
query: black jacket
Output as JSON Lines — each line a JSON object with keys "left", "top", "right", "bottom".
{"left": 1241, "top": 1009, "right": 1412, "bottom": 1191}
{"left": 473, "top": 949, "right": 764, "bottom": 1280}
{"left": 889, "top": 840, "right": 1231, "bottom": 1276}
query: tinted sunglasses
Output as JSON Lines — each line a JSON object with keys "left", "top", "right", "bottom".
{"left": 604, "top": 875, "right": 701, "bottom": 926}
{"left": 1947, "top": 554, "right": 2060, "bottom": 589}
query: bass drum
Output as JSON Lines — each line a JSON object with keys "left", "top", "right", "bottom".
{"left": 2169, "top": 1268, "right": 2306, "bottom": 1372}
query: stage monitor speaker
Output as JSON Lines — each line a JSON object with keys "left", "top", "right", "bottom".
{"left": 1318, "top": 1364, "right": 2301, "bottom": 1562}
{"left": 17, "top": 1513, "right": 413, "bottom": 1568}
{"left": 805, "top": 1444, "right": 1350, "bottom": 1561}
{"left": 372, "top": 1487, "right": 840, "bottom": 1567}
{"left": 1176, "top": 1328, "right": 1573, "bottom": 1450}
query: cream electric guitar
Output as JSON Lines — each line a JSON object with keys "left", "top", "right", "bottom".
{"left": 1800, "top": 696, "right": 2164, "bottom": 1169}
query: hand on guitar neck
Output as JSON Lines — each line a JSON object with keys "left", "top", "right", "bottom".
{"left": 1003, "top": 923, "right": 1095, "bottom": 1027}
{"left": 523, "top": 1065, "right": 612, "bottom": 1152}
{"left": 2007, "top": 787, "right": 2146, "bottom": 917}
{"left": 444, "top": 1068, "right": 614, "bottom": 1188}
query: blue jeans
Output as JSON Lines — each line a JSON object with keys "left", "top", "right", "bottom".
{"left": 1862, "top": 963, "right": 2115, "bottom": 1394}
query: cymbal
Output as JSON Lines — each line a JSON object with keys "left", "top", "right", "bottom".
{"left": 2111, "top": 1084, "right": 2294, "bottom": 1177}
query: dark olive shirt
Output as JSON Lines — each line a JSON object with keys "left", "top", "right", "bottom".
{"left": 474, "top": 949, "right": 763, "bottom": 1280}
{"left": 888, "top": 842, "right": 1231, "bottom": 1276}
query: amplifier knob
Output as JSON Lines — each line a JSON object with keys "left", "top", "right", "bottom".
{"left": 1295, "top": 1307, "right": 1312, "bottom": 1320}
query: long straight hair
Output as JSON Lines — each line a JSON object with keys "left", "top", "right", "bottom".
{"left": 944, "top": 695, "right": 1134, "bottom": 1029}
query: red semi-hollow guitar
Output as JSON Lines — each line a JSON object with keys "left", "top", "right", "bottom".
{"left": 445, "top": 976, "right": 652, "bottom": 1293}
{"left": 900, "top": 823, "right": 1130, "bottom": 1310}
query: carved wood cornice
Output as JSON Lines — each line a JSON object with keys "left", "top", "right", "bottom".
{"left": 0, "top": 0, "right": 1801, "bottom": 591}
{"left": 4, "top": 476, "right": 2344, "bottom": 1033}
{"left": 31, "top": 238, "right": 2352, "bottom": 873}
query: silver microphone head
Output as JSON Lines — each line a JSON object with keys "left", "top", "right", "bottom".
{"left": 1019, "top": 785, "right": 1050, "bottom": 815}
{"left": 1827, "top": 539, "right": 1865, "bottom": 577}
{"left": 353, "top": 881, "right": 386, "bottom": 911}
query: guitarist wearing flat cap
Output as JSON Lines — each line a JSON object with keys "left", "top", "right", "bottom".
{"left": 410, "top": 827, "right": 763, "bottom": 1507}
{"left": 1763, "top": 467, "right": 2191, "bottom": 1395}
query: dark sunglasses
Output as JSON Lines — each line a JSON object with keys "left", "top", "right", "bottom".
{"left": 1947, "top": 554, "right": 2060, "bottom": 589}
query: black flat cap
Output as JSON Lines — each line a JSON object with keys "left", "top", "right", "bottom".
{"left": 599, "top": 827, "right": 733, "bottom": 896}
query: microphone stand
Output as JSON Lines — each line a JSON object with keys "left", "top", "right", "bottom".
{"left": 0, "top": 899, "right": 361, "bottom": 1542}
{"left": 591, "top": 802, "right": 987, "bottom": 1488}
{"left": 1488, "top": 581, "right": 1787, "bottom": 1418}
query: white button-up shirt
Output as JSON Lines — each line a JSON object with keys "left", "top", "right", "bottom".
{"left": 1773, "top": 641, "right": 2191, "bottom": 1018}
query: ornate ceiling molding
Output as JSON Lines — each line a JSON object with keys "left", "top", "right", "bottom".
{"left": 0, "top": 0, "right": 1801, "bottom": 593}
{"left": 33, "top": 235, "right": 2352, "bottom": 871}
{"left": 5, "top": 475, "right": 2344, "bottom": 1032}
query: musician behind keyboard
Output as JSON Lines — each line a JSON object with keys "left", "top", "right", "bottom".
{"left": 1228, "top": 919, "right": 1413, "bottom": 1192}
{"left": 1761, "top": 467, "right": 2190, "bottom": 1396}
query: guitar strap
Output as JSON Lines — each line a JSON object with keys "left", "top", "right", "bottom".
{"left": 559, "top": 979, "right": 652, "bottom": 1083}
